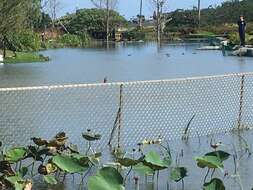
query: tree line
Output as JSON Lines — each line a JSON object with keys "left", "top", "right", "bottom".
{"left": 1, "top": 0, "right": 253, "bottom": 56}
{"left": 165, "top": 0, "right": 253, "bottom": 33}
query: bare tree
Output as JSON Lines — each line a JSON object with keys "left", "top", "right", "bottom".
{"left": 150, "top": 0, "right": 168, "bottom": 44}
{"left": 44, "top": 0, "right": 60, "bottom": 28}
{"left": 90, "top": 0, "right": 118, "bottom": 43}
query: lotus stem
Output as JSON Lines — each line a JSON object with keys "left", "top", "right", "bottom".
{"left": 211, "top": 169, "right": 215, "bottom": 178}
{"left": 157, "top": 171, "right": 160, "bottom": 190}
{"left": 31, "top": 161, "right": 35, "bottom": 177}
{"left": 86, "top": 141, "right": 91, "bottom": 155}
{"left": 19, "top": 160, "right": 22, "bottom": 171}
{"left": 124, "top": 166, "right": 132, "bottom": 185}
{"left": 80, "top": 166, "right": 93, "bottom": 188}
{"left": 204, "top": 168, "right": 210, "bottom": 183}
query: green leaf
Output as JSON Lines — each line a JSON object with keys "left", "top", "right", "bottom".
{"left": 143, "top": 151, "right": 170, "bottom": 170}
{"left": 82, "top": 131, "right": 101, "bottom": 141}
{"left": 5, "top": 175, "right": 28, "bottom": 190}
{"left": 195, "top": 156, "right": 223, "bottom": 169}
{"left": 133, "top": 163, "right": 155, "bottom": 176}
{"left": 88, "top": 167, "right": 124, "bottom": 190}
{"left": 6, "top": 175, "right": 23, "bottom": 185}
{"left": 14, "top": 182, "right": 25, "bottom": 190}
{"left": 52, "top": 155, "right": 87, "bottom": 173}
{"left": 44, "top": 175, "right": 58, "bottom": 185}
{"left": 205, "top": 151, "right": 230, "bottom": 162}
{"left": 203, "top": 178, "right": 225, "bottom": 190}
{"left": 118, "top": 157, "right": 140, "bottom": 167}
{"left": 170, "top": 167, "right": 188, "bottom": 182}
{"left": 4, "top": 147, "right": 27, "bottom": 163}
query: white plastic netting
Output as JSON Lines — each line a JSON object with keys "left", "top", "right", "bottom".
{"left": 0, "top": 72, "right": 252, "bottom": 148}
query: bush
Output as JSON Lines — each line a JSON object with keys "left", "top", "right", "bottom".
{"left": 7, "top": 30, "right": 41, "bottom": 52}
{"left": 122, "top": 29, "right": 146, "bottom": 41}
{"left": 228, "top": 32, "right": 253, "bottom": 45}
{"left": 56, "top": 33, "right": 91, "bottom": 47}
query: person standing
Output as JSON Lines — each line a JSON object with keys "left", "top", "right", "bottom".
{"left": 237, "top": 15, "right": 246, "bottom": 47}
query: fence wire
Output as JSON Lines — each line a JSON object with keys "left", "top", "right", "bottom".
{"left": 0, "top": 73, "right": 253, "bottom": 148}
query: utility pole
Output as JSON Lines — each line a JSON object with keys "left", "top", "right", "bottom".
{"left": 198, "top": 0, "right": 201, "bottom": 28}
{"left": 106, "top": 0, "right": 110, "bottom": 43}
{"left": 156, "top": 0, "right": 161, "bottom": 44}
{"left": 139, "top": 0, "right": 143, "bottom": 28}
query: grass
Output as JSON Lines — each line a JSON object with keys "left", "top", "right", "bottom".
{"left": 3, "top": 51, "right": 49, "bottom": 64}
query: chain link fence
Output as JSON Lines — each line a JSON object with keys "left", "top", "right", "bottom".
{"left": 0, "top": 72, "right": 252, "bottom": 149}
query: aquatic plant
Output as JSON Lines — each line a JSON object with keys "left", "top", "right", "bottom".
{"left": 195, "top": 143, "right": 230, "bottom": 189}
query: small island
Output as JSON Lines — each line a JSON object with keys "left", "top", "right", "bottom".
{"left": 1, "top": 50, "right": 49, "bottom": 64}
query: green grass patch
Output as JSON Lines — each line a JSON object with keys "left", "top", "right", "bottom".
{"left": 4, "top": 52, "right": 49, "bottom": 64}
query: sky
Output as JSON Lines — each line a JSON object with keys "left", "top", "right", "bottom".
{"left": 59, "top": 0, "right": 226, "bottom": 19}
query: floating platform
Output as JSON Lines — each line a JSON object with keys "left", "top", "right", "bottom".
{"left": 222, "top": 44, "right": 253, "bottom": 57}
{"left": 231, "top": 47, "right": 253, "bottom": 57}
{"left": 196, "top": 46, "right": 221, "bottom": 50}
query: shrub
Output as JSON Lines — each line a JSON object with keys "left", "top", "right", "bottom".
{"left": 56, "top": 33, "right": 91, "bottom": 47}
{"left": 122, "top": 29, "right": 146, "bottom": 41}
{"left": 7, "top": 30, "right": 41, "bottom": 52}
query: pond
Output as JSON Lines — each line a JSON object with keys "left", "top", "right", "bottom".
{"left": 0, "top": 41, "right": 253, "bottom": 88}
{"left": 1, "top": 42, "right": 253, "bottom": 190}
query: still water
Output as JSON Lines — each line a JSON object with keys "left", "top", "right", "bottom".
{"left": 0, "top": 42, "right": 253, "bottom": 88}
{"left": 1, "top": 42, "right": 253, "bottom": 190}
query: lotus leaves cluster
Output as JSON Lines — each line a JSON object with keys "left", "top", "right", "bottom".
{"left": 0, "top": 131, "right": 103, "bottom": 190}
{"left": 195, "top": 149, "right": 230, "bottom": 189}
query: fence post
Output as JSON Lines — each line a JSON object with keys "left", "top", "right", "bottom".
{"left": 117, "top": 84, "right": 123, "bottom": 148}
{"left": 238, "top": 74, "right": 245, "bottom": 129}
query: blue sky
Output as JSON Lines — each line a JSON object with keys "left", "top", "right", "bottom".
{"left": 59, "top": 0, "right": 226, "bottom": 19}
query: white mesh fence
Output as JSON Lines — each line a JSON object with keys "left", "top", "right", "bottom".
{"left": 0, "top": 72, "right": 253, "bottom": 148}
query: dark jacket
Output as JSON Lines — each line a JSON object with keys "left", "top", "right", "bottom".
{"left": 238, "top": 19, "right": 246, "bottom": 33}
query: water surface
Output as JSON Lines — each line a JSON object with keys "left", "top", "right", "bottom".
{"left": 0, "top": 42, "right": 253, "bottom": 88}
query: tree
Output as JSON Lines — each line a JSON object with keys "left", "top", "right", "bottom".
{"left": 45, "top": 0, "right": 60, "bottom": 28}
{"left": 151, "top": 0, "right": 168, "bottom": 44}
{"left": 25, "top": 0, "right": 43, "bottom": 29}
{"left": 60, "top": 8, "right": 126, "bottom": 38}
{"left": 0, "top": 0, "right": 30, "bottom": 58}
{"left": 90, "top": 0, "right": 118, "bottom": 42}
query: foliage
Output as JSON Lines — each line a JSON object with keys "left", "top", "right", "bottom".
{"left": 7, "top": 30, "right": 41, "bottom": 52}
{"left": 0, "top": 131, "right": 104, "bottom": 189}
{"left": 52, "top": 155, "right": 88, "bottom": 173}
{"left": 195, "top": 147, "right": 230, "bottom": 189}
{"left": 165, "top": 0, "right": 253, "bottom": 34}
{"left": 122, "top": 29, "right": 146, "bottom": 41}
{"left": 4, "top": 52, "right": 49, "bottom": 64}
{"left": 25, "top": 0, "right": 43, "bottom": 29}
{"left": 56, "top": 33, "right": 91, "bottom": 47}
{"left": 228, "top": 32, "right": 253, "bottom": 45}
{"left": 143, "top": 151, "right": 171, "bottom": 170}
{"left": 36, "top": 12, "right": 52, "bottom": 30}
{"left": 170, "top": 167, "right": 188, "bottom": 182}
{"left": 203, "top": 178, "right": 225, "bottom": 190}
{"left": 195, "top": 156, "right": 224, "bottom": 169}
{"left": 88, "top": 167, "right": 124, "bottom": 190}
{"left": 0, "top": 0, "right": 29, "bottom": 34}
{"left": 59, "top": 8, "right": 127, "bottom": 38}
